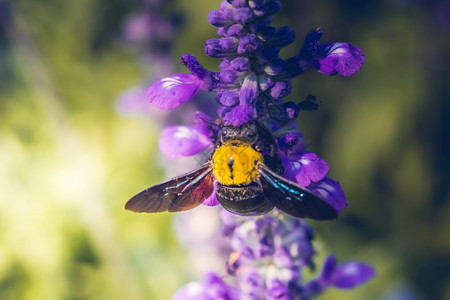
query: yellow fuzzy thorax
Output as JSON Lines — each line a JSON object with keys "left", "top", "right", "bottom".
{"left": 212, "top": 141, "right": 263, "bottom": 186}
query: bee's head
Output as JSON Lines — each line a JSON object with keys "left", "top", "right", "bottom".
{"left": 221, "top": 122, "right": 258, "bottom": 144}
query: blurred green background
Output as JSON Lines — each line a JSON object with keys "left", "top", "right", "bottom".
{"left": 1, "top": 0, "right": 449, "bottom": 299}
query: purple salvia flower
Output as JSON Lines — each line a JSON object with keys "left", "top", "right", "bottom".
{"left": 257, "top": 74, "right": 275, "bottom": 91}
{"left": 270, "top": 81, "right": 292, "bottom": 99}
{"left": 205, "top": 37, "right": 239, "bottom": 58}
{"left": 142, "top": 0, "right": 364, "bottom": 125}
{"left": 146, "top": 74, "right": 203, "bottom": 110}
{"left": 217, "top": 91, "right": 240, "bottom": 107}
{"left": 282, "top": 152, "right": 329, "bottom": 187}
{"left": 266, "top": 26, "right": 295, "bottom": 48}
{"left": 219, "top": 211, "right": 314, "bottom": 299}
{"left": 202, "top": 190, "right": 220, "bottom": 207}
{"left": 239, "top": 73, "right": 259, "bottom": 104}
{"left": 181, "top": 54, "right": 214, "bottom": 81}
{"left": 172, "top": 272, "right": 239, "bottom": 300}
{"left": 158, "top": 116, "right": 212, "bottom": 158}
{"left": 307, "top": 178, "right": 348, "bottom": 212}
{"left": 330, "top": 260, "right": 376, "bottom": 289}
{"left": 302, "top": 255, "right": 375, "bottom": 298}
{"left": 298, "top": 28, "right": 365, "bottom": 77}
{"left": 317, "top": 42, "right": 365, "bottom": 77}
{"left": 227, "top": 24, "right": 246, "bottom": 37}
{"left": 208, "top": 10, "right": 234, "bottom": 27}
{"left": 237, "top": 34, "right": 261, "bottom": 54}
{"left": 233, "top": 8, "right": 254, "bottom": 24}
{"left": 222, "top": 104, "right": 256, "bottom": 126}
{"left": 187, "top": 209, "right": 372, "bottom": 299}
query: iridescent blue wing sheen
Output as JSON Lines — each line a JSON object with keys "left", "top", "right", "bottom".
{"left": 258, "top": 163, "right": 338, "bottom": 220}
{"left": 125, "top": 165, "right": 214, "bottom": 213}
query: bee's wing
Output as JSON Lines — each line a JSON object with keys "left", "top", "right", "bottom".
{"left": 125, "top": 164, "right": 214, "bottom": 213}
{"left": 258, "top": 163, "right": 338, "bottom": 220}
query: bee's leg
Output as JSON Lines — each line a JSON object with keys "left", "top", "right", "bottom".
{"left": 269, "top": 143, "right": 277, "bottom": 158}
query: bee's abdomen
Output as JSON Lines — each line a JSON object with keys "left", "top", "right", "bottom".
{"left": 212, "top": 142, "right": 263, "bottom": 186}
{"left": 216, "top": 183, "right": 274, "bottom": 216}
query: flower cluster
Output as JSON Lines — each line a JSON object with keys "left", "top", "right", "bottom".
{"left": 139, "top": 0, "right": 373, "bottom": 298}
{"left": 150, "top": 0, "right": 364, "bottom": 211}
{"left": 148, "top": 0, "right": 364, "bottom": 123}
{"left": 174, "top": 210, "right": 375, "bottom": 300}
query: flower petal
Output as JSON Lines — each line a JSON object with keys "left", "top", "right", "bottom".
{"left": 222, "top": 104, "right": 256, "bottom": 126}
{"left": 239, "top": 72, "right": 258, "bottom": 104}
{"left": 331, "top": 261, "right": 376, "bottom": 289}
{"left": 146, "top": 73, "right": 200, "bottom": 110}
{"left": 282, "top": 152, "right": 329, "bottom": 187}
{"left": 317, "top": 43, "right": 365, "bottom": 77}
{"left": 298, "top": 29, "right": 365, "bottom": 77}
{"left": 202, "top": 188, "right": 220, "bottom": 206}
{"left": 320, "top": 255, "right": 338, "bottom": 283}
{"left": 159, "top": 125, "right": 212, "bottom": 158}
{"left": 172, "top": 272, "right": 239, "bottom": 300}
{"left": 307, "top": 178, "right": 348, "bottom": 212}
{"left": 298, "top": 152, "right": 329, "bottom": 185}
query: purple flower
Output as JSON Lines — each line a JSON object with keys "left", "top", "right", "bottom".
{"left": 217, "top": 91, "right": 240, "bottom": 107}
{"left": 239, "top": 72, "right": 258, "bottom": 103}
{"left": 331, "top": 261, "right": 376, "bottom": 288}
{"left": 181, "top": 54, "right": 214, "bottom": 81}
{"left": 146, "top": 74, "right": 203, "bottom": 110}
{"left": 298, "top": 28, "right": 365, "bottom": 77}
{"left": 266, "top": 26, "right": 295, "bottom": 48}
{"left": 222, "top": 104, "right": 256, "bottom": 126}
{"left": 159, "top": 123, "right": 212, "bottom": 158}
{"left": 270, "top": 81, "right": 292, "bottom": 99}
{"left": 319, "top": 255, "right": 376, "bottom": 289}
{"left": 206, "top": 211, "right": 374, "bottom": 299}
{"left": 317, "top": 42, "right": 365, "bottom": 77}
{"left": 233, "top": 8, "right": 253, "bottom": 24}
{"left": 205, "top": 37, "right": 239, "bottom": 58}
{"left": 237, "top": 33, "right": 261, "bottom": 54}
{"left": 219, "top": 211, "right": 315, "bottom": 299}
{"left": 172, "top": 272, "right": 239, "bottom": 300}
{"left": 307, "top": 178, "right": 348, "bottom": 212}
{"left": 282, "top": 152, "right": 329, "bottom": 187}
{"left": 202, "top": 188, "right": 220, "bottom": 207}
{"left": 208, "top": 10, "right": 234, "bottom": 27}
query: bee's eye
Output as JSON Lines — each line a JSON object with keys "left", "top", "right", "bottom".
{"left": 246, "top": 130, "right": 256, "bottom": 138}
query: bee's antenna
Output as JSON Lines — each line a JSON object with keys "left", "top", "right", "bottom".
{"left": 198, "top": 116, "right": 222, "bottom": 130}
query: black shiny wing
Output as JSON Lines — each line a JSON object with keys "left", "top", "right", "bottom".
{"left": 258, "top": 163, "right": 338, "bottom": 220}
{"left": 125, "top": 164, "right": 214, "bottom": 213}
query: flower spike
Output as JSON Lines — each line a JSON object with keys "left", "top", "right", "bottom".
{"left": 125, "top": 0, "right": 374, "bottom": 298}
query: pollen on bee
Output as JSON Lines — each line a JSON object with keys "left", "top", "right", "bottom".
{"left": 212, "top": 141, "right": 263, "bottom": 186}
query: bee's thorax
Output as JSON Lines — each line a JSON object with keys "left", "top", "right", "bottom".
{"left": 212, "top": 140, "right": 263, "bottom": 186}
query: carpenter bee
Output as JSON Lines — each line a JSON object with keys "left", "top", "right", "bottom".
{"left": 125, "top": 122, "right": 338, "bottom": 220}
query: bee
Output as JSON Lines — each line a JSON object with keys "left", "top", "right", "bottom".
{"left": 125, "top": 122, "right": 338, "bottom": 220}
